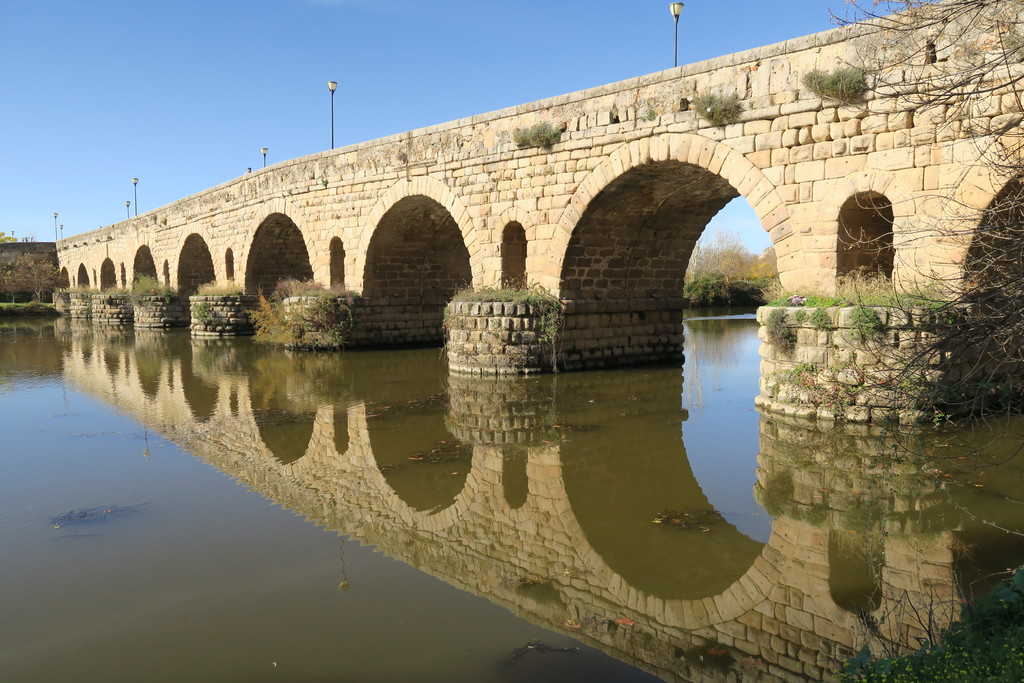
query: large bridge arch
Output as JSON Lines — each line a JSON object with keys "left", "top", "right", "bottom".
{"left": 547, "top": 133, "right": 793, "bottom": 294}
{"left": 132, "top": 245, "right": 158, "bottom": 283}
{"left": 176, "top": 233, "right": 216, "bottom": 297}
{"left": 355, "top": 176, "right": 480, "bottom": 294}
{"left": 244, "top": 201, "right": 315, "bottom": 295}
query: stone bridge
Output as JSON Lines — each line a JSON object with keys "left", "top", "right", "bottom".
{"left": 53, "top": 11, "right": 1022, "bottom": 367}
{"left": 51, "top": 320, "right": 1024, "bottom": 682}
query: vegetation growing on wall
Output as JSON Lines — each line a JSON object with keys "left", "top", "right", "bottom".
{"left": 512, "top": 122, "right": 562, "bottom": 149}
{"left": 691, "top": 92, "right": 741, "bottom": 126}
{"left": 129, "top": 276, "right": 177, "bottom": 303}
{"left": 802, "top": 67, "right": 869, "bottom": 101}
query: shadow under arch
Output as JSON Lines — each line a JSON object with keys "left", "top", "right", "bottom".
{"left": 362, "top": 194, "right": 472, "bottom": 336}
{"left": 99, "top": 258, "right": 117, "bottom": 290}
{"left": 133, "top": 245, "right": 158, "bottom": 282}
{"left": 58, "top": 267, "right": 70, "bottom": 289}
{"left": 177, "top": 233, "right": 215, "bottom": 297}
{"left": 245, "top": 213, "right": 313, "bottom": 295}
{"left": 76, "top": 264, "right": 90, "bottom": 287}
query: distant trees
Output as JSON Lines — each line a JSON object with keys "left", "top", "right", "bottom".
{"left": 0, "top": 256, "right": 60, "bottom": 302}
{"left": 0, "top": 231, "right": 16, "bottom": 243}
{"left": 684, "top": 229, "right": 778, "bottom": 306}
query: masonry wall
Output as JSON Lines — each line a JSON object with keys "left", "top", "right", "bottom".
{"left": 54, "top": 10, "right": 1020, "bottom": 307}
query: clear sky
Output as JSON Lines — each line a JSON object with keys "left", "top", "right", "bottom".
{"left": 2, "top": 0, "right": 853, "bottom": 250}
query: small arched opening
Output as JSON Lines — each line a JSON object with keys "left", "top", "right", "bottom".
{"left": 500, "top": 222, "right": 527, "bottom": 287}
{"left": 225, "top": 248, "right": 235, "bottom": 281}
{"left": 77, "top": 264, "right": 90, "bottom": 287}
{"left": 836, "top": 192, "right": 895, "bottom": 278}
{"left": 329, "top": 237, "right": 346, "bottom": 288}
{"left": 58, "top": 267, "right": 70, "bottom": 289}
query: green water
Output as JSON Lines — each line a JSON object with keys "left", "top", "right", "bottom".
{"left": 2, "top": 311, "right": 1023, "bottom": 682}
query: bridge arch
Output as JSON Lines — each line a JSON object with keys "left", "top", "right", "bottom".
{"left": 76, "top": 264, "right": 90, "bottom": 287}
{"left": 244, "top": 212, "right": 314, "bottom": 295}
{"left": 99, "top": 258, "right": 117, "bottom": 290}
{"left": 177, "top": 233, "right": 216, "bottom": 297}
{"left": 58, "top": 267, "right": 70, "bottom": 289}
{"left": 329, "top": 237, "right": 345, "bottom": 288}
{"left": 549, "top": 133, "right": 792, "bottom": 295}
{"left": 356, "top": 176, "right": 480, "bottom": 294}
{"left": 132, "top": 245, "right": 158, "bottom": 283}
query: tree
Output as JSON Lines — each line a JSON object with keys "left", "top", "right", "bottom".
{"left": 0, "top": 231, "right": 16, "bottom": 243}
{"left": 7, "top": 256, "right": 59, "bottom": 302}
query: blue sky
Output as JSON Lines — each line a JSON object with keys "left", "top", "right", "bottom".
{"left": 2, "top": 0, "right": 852, "bottom": 250}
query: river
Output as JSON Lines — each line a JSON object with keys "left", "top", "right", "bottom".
{"left": 2, "top": 311, "right": 1023, "bottom": 682}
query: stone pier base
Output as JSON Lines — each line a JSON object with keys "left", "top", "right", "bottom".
{"left": 134, "top": 296, "right": 190, "bottom": 329}
{"left": 90, "top": 294, "right": 133, "bottom": 325}
{"left": 190, "top": 295, "right": 258, "bottom": 337}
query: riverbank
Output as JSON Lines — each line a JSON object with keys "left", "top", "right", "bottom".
{"left": 0, "top": 303, "right": 58, "bottom": 317}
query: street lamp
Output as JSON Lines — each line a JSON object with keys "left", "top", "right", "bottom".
{"left": 670, "top": 3, "right": 684, "bottom": 68}
{"left": 327, "top": 80, "right": 338, "bottom": 149}
{"left": 53, "top": 212, "right": 58, "bottom": 241}
{"left": 132, "top": 178, "right": 138, "bottom": 216}
{"left": 261, "top": 147, "right": 268, "bottom": 168}
{"left": 59, "top": 224, "right": 63, "bottom": 239}
{"left": 125, "top": 200, "right": 131, "bottom": 219}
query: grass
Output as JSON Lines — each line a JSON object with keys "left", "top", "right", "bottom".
{"left": 803, "top": 67, "right": 869, "bottom": 102}
{"left": 0, "top": 302, "right": 58, "bottom": 317}
{"left": 129, "top": 276, "right": 177, "bottom": 303}
{"left": 196, "top": 280, "right": 245, "bottom": 296}
{"left": 692, "top": 92, "right": 742, "bottom": 126}
{"left": 270, "top": 278, "right": 359, "bottom": 302}
{"left": 766, "top": 273, "right": 950, "bottom": 309}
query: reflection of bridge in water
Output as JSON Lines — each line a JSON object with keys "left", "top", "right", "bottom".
{"left": 55, "top": 319, "right": 1024, "bottom": 681}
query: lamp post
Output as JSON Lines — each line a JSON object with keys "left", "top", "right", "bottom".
{"left": 59, "top": 224, "right": 63, "bottom": 239}
{"left": 670, "top": 3, "right": 684, "bottom": 68}
{"left": 327, "top": 80, "right": 338, "bottom": 149}
{"left": 53, "top": 212, "right": 58, "bottom": 241}
{"left": 125, "top": 200, "right": 131, "bottom": 219}
{"left": 132, "top": 178, "right": 138, "bottom": 216}
{"left": 261, "top": 147, "right": 268, "bottom": 168}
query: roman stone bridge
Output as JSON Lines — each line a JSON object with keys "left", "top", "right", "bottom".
{"left": 54, "top": 11, "right": 1022, "bottom": 367}
{"left": 50, "top": 320, "right": 1024, "bottom": 682}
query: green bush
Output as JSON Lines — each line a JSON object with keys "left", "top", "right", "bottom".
{"left": 252, "top": 292, "right": 357, "bottom": 350}
{"left": 850, "top": 305, "right": 883, "bottom": 342}
{"left": 684, "top": 274, "right": 731, "bottom": 306}
{"left": 810, "top": 307, "right": 834, "bottom": 330}
{"left": 129, "top": 276, "right": 177, "bottom": 303}
{"left": 513, "top": 122, "right": 562, "bottom": 149}
{"left": 692, "top": 92, "right": 741, "bottom": 126}
{"left": 803, "top": 67, "right": 868, "bottom": 102}
{"left": 841, "top": 568, "right": 1024, "bottom": 682}
{"left": 766, "top": 308, "right": 796, "bottom": 352}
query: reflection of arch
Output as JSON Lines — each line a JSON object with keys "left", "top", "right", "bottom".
{"left": 100, "top": 258, "right": 117, "bottom": 290}
{"left": 500, "top": 222, "right": 527, "bottom": 287}
{"left": 551, "top": 133, "right": 790, "bottom": 294}
{"left": 362, "top": 195, "right": 472, "bottom": 300}
{"left": 333, "top": 405, "right": 349, "bottom": 455}
{"left": 329, "top": 237, "right": 345, "bottom": 287}
{"left": 836, "top": 193, "right": 895, "bottom": 278}
{"left": 58, "top": 267, "right": 70, "bottom": 289}
{"left": 502, "top": 447, "right": 529, "bottom": 510}
{"left": 829, "top": 531, "right": 883, "bottom": 612}
{"left": 224, "top": 248, "right": 235, "bottom": 281}
{"left": 245, "top": 213, "right": 313, "bottom": 294}
{"left": 133, "top": 245, "right": 158, "bottom": 283}
{"left": 77, "top": 264, "right": 90, "bottom": 287}
{"left": 180, "top": 346, "right": 218, "bottom": 422}
{"left": 177, "top": 233, "right": 215, "bottom": 297}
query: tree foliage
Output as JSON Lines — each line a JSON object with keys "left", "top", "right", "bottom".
{"left": 0, "top": 256, "right": 59, "bottom": 302}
